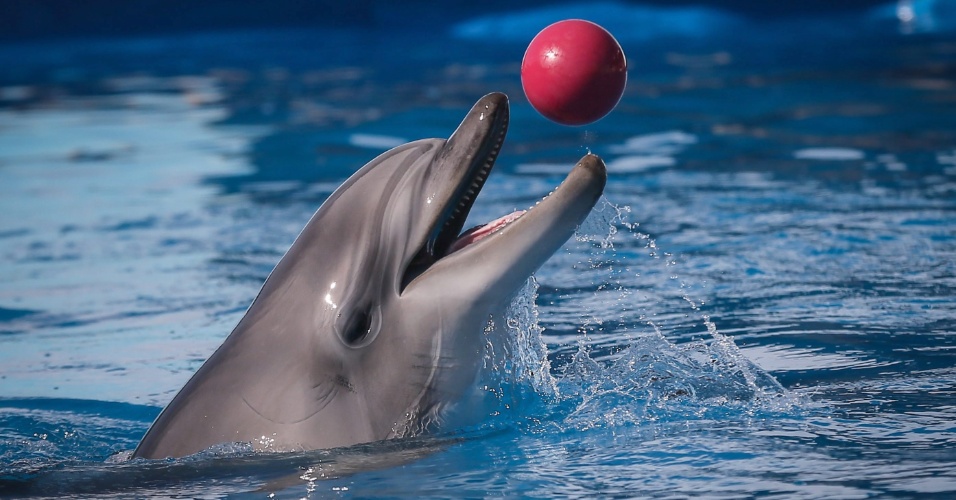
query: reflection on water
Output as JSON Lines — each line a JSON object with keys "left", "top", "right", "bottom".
{"left": 0, "top": 89, "right": 265, "bottom": 404}
{"left": 2, "top": 3, "right": 956, "bottom": 497}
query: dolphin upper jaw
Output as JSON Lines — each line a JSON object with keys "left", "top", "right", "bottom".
{"left": 400, "top": 92, "right": 510, "bottom": 292}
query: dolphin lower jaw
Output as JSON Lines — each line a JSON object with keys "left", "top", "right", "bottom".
{"left": 417, "top": 154, "right": 607, "bottom": 302}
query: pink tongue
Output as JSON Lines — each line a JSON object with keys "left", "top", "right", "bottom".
{"left": 448, "top": 210, "right": 526, "bottom": 254}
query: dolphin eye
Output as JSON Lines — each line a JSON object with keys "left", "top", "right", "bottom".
{"left": 344, "top": 312, "right": 371, "bottom": 344}
{"left": 337, "top": 304, "right": 381, "bottom": 347}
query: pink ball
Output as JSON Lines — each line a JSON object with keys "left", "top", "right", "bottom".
{"left": 521, "top": 19, "right": 627, "bottom": 126}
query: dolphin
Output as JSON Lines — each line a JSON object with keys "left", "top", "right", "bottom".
{"left": 133, "top": 92, "right": 607, "bottom": 459}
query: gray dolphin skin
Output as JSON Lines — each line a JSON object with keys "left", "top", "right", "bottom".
{"left": 133, "top": 92, "right": 607, "bottom": 459}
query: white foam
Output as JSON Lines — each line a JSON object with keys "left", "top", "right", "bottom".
{"left": 608, "top": 131, "right": 698, "bottom": 155}
{"left": 793, "top": 147, "right": 865, "bottom": 161}
{"left": 607, "top": 155, "right": 675, "bottom": 173}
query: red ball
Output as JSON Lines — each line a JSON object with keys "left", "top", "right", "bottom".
{"left": 521, "top": 20, "right": 627, "bottom": 126}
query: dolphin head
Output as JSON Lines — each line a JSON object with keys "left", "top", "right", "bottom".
{"left": 133, "top": 92, "right": 606, "bottom": 458}
{"left": 294, "top": 93, "right": 605, "bottom": 436}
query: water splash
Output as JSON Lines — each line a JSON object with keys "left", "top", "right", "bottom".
{"left": 493, "top": 197, "right": 803, "bottom": 435}
{"left": 477, "top": 277, "right": 558, "bottom": 427}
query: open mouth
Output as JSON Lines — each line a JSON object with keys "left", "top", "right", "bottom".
{"left": 400, "top": 92, "right": 607, "bottom": 293}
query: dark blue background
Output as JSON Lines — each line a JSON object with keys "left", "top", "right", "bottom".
{"left": 2, "top": 0, "right": 893, "bottom": 41}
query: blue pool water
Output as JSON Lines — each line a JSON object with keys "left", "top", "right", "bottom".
{"left": 2, "top": 2, "right": 956, "bottom": 497}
